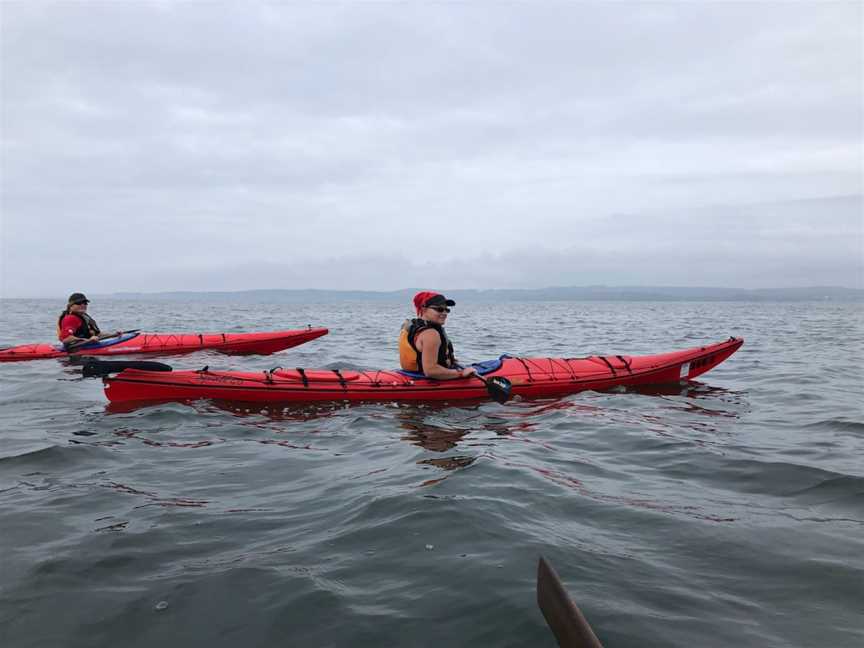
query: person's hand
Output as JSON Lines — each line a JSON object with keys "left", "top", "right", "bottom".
{"left": 89, "top": 335, "right": 99, "bottom": 342}
{"left": 115, "top": 330, "right": 123, "bottom": 337}
{"left": 459, "top": 367, "right": 478, "bottom": 378}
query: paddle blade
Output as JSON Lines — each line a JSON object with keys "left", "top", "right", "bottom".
{"left": 82, "top": 359, "right": 173, "bottom": 378}
{"left": 537, "top": 556, "right": 603, "bottom": 648}
{"left": 484, "top": 376, "right": 512, "bottom": 403}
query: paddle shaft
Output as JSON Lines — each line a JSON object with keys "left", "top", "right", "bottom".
{"left": 82, "top": 358, "right": 172, "bottom": 378}
{"left": 65, "top": 329, "right": 140, "bottom": 352}
{"left": 537, "top": 556, "right": 604, "bottom": 648}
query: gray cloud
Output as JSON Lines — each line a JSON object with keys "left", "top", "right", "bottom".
{"left": 1, "top": 2, "right": 861, "bottom": 296}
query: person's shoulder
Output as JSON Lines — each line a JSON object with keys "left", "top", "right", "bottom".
{"left": 415, "top": 327, "right": 439, "bottom": 342}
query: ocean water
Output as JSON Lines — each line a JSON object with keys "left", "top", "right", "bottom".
{"left": 1, "top": 299, "right": 862, "bottom": 647}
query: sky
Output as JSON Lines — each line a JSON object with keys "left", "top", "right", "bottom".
{"left": 0, "top": 1, "right": 861, "bottom": 297}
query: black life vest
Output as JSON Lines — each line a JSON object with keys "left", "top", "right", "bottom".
{"left": 57, "top": 311, "right": 101, "bottom": 340}
{"left": 399, "top": 318, "right": 456, "bottom": 373}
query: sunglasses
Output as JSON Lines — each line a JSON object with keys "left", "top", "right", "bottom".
{"left": 72, "top": 300, "right": 89, "bottom": 305}
{"left": 427, "top": 306, "right": 450, "bottom": 313}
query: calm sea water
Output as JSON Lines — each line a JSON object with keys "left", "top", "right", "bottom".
{"left": 1, "top": 299, "right": 862, "bottom": 648}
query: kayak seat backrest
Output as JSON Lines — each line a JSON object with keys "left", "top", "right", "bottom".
{"left": 52, "top": 331, "right": 140, "bottom": 352}
{"left": 396, "top": 355, "right": 510, "bottom": 379}
{"left": 273, "top": 369, "right": 361, "bottom": 382}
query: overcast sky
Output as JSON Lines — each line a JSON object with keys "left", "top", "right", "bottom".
{"left": 1, "top": 1, "right": 861, "bottom": 297}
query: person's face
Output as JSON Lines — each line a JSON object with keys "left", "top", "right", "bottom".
{"left": 423, "top": 304, "right": 450, "bottom": 324}
{"left": 69, "top": 301, "right": 88, "bottom": 314}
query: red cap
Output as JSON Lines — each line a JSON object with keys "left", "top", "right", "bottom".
{"left": 412, "top": 291, "right": 455, "bottom": 314}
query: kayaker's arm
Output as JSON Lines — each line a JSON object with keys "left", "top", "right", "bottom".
{"left": 61, "top": 331, "right": 122, "bottom": 346}
{"left": 417, "top": 330, "right": 477, "bottom": 380}
{"left": 61, "top": 333, "right": 99, "bottom": 347}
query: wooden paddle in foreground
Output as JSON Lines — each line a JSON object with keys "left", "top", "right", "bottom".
{"left": 537, "top": 556, "right": 604, "bottom": 648}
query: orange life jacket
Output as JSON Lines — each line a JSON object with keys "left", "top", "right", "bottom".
{"left": 398, "top": 318, "right": 456, "bottom": 373}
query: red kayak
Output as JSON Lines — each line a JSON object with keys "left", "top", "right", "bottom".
{"left": 102, "top": 337, "right": 743, "bottom": 404}
{"left": 0, "top": 327, "right": 328, "bottom": 362}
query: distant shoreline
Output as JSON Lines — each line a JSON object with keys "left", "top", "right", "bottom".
{"left": 6, "top": 286, "right": 861, "bottom": 303}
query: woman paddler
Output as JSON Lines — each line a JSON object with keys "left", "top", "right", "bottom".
{"left": 399, "top": 291, "right": 478, "bottom": 380}
{"left": 57, "top": 293, "right": 122, "bottom": 349}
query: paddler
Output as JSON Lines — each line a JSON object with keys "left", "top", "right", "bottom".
{"left": 399, "top": 291, "right": 478, "bottom": 380}
{"left": 57, "top": 293, "right": 122, "bottom": 349}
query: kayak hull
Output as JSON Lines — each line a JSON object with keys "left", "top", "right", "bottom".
{"left": 103, "top": 337, "right": 743, "bottom": 404}
{"left": 0, "top": 328, "right": 328, "bottom": 362}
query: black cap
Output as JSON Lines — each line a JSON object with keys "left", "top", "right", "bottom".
{"left": 425, "top": 294, "right": 455, "bottom": 308}
{"left": 67, "top": 292, "right": 89, "bottom": 305}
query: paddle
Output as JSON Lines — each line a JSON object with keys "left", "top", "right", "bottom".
{"left": 65, "top": 329, "right": 141, "bottom": 352}
{"left": 82, "top": 359, "right": 172, "bottom": 378}
{"left": 476, "top": 374, "right": 512, "bottom": 404}
{"left": 537, "top": 556, "right": 604, "bottom": 648}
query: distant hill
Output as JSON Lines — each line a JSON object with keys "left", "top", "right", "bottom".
{"left": 108, "top": 286, "right": 864, "bottom": 303}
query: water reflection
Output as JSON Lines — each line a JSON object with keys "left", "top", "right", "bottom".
{"left": 205, "top": 399, "right": 347, "bottom": 423}
{"left": 103, "top": 379, "right": 747, "bottom": 452}
{"left": 394, "top": 405, "right": 479, "bottom": 452}
{"left": 92, "top": 382, "right": 751, "bottom": 520}
{"left": 99, "top": 382, "right": 749, "bottom": 495}
{"left": 417, "top": 456, "right": 476, "bottom": 470}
